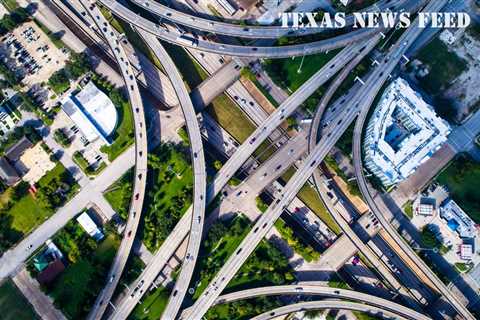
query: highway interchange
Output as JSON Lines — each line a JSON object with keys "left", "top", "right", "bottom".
{"left": 4, "top": 0, "right": 479, "bottom": 319}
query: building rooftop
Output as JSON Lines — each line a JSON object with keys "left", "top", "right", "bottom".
{"left": 19, "top": 143, "right": 55, "bottom": 184}
{"left": 440, "top": 199, "right": 476, "bottom": 239}
{"left": 76, "top": 211, "right": 104, "bottom": 241}
{"left": 5, "top": 136, "right": 33, "bottom": 162}
{"left": 61, "top": 81, "right": 117, "bottom": 145}
{"left": 364, "top": 78, "right": 451, "bottom": 186}
{"left": 0, "top": 157, "right": 20, "bottom": 186}
{"left": 37, "top": 259, "right": 65, "bottom": 285}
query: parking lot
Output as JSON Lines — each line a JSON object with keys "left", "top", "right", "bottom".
{"left": 4, "top": 21, "right": 68, "bottom": 86}
{"left": 51, "top": 111, "right": 108, "bottom": 170}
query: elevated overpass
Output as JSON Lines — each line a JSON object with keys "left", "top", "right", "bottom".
{"left": 129, "top": 0, "right": 405, "bottom": 38}
{"left": 252, "top": 300, "right": 424, "bottom": 320}
{"left": 136, "top": 29, "right": 207, "bottom": 320}
{"left": 209, "top": 285, "right": 431, "bottom": 320}
{"left": 81, "top": 2, "right": 148, "bottom": 320}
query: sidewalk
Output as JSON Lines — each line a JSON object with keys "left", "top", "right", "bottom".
{"left": 12, "top": 268, "right": 66, "bottom": 320}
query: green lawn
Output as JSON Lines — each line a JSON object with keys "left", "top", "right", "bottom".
{"left": 415, "top": 38, "right": 468, "bottom": 94}
{"left": 191, "top": 215, "right": 251, "bottom": 299}
{"left": 50, "top": 259, "right": 97, "bottom": 319}
{"left": 104, "top": 169, "right": 133, "bottom": 220}
{"left": 0, "top": 280, "right": 38, "bottom": 320}
{"left": 299, "top": 184, "right": 341, "bottom": 235}
{"left": 263, "top": 50, "right": 338, "bottom": 92}
{"left": 275, "top": 218, "right": 320, "bottom": 262}
{"left": 281, "top": 167, "right": 340, "bottom": 235}
{"left": 4, "top": 163, "right": 78, "bottom": 236}
{"left": 99, "top": 90, "right": 134, "bottom": 161}
{"left": 129, "top": 286, "right": 170, "bottom": 320}
{"left": 141, "top": 144, "right": 193, "bottom": 251}
{"left": 403, "top": 200, "right": 414, "bottom": 219}
{"left": 0, "top": 0, "right": 18, "bottom": 11}
{"left": 5, "top": 193, "right": 51, "bottom": 235}
{"left": 189, "top": 214, "right": 294, "bottom": 303}
{"left": 437, "top": 155, "right": 480, "bottom": 223}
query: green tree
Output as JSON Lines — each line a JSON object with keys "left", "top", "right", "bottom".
{"left": 421, "top": 224, "right": 439, "bottom": 249}
{"left": 213, "top": 160, "right": 223, "bottom": 171}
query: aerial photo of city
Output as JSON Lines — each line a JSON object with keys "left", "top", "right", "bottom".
{"left": 1, "top": 0, "right": 480, "bottom": 319}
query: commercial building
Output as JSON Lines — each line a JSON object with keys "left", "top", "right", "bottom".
{"left": 76, "top": 211, "right": 104, "bottom": 241}
{"left": 364, "top": 78, "right": 451, "bottom": 186}
{"left": 440, "top": 199, "right": 476, "bottom": 239}
{"left": 61, "top": 81, "right": 118, "bottom": 145}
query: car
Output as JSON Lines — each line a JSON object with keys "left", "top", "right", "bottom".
{"left": 295, "top": 287, "right": 303, "bottom": 292}
{"left": 109, "top": 274, "right": 115, "bottom": 283}
{"left": 135, "top": 193, "right": 140, "bottom": 200}
{"left": 127, "top": 230, "right": 132, "bottom": 237}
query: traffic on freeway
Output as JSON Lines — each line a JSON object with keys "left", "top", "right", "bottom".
{"left": 350, "top": 1, "right": 476, "bottom": 319}
{"left": 107, "top": 41, "right": 364, "bottom": 319}
{"left": 4, "top": 0, "right": 479, "bottom": 319}
{"left": 129, "top": 0, "right": 406, "bottom": 38}
{"left": 136, "top": 29, "right": 207, "bottom": 320}
{"left": 80, "top": 2, "right": 148, "bottom": 320}
{"left": 209, "top": 285, "right": 431, "bottom": 320}
{"left": 97, "top": 0, "right": 383, "bottom": 58}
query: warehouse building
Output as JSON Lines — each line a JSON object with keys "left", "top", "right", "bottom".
{"left": 61, "top": 82, "right": 117, "bottom": 145}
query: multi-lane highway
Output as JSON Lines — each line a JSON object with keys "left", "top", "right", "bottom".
{"left": 251, "top": 300, "right": 420, "bottom": 320}
{"left": 97, "top": 0, "right": 380, "bottom": 58}
{"left": 350, "top": 2, "right": 476, "bottom": 319}
{"left": 208, "top": 285, "right": 430, "bottom": 320}
{"left": 306, "top": 33, "right": 430, "bottom": 309}
{"left": 80, "top": 2, "right": 148, "bottom": 320}
{"left": 129, "top": 0, "right": 405, "bottom": 38}
{"left": 136, "top": 29, "right": 207, "bottom": 320}
{"left": 34, "top": 1, "right": 477, "bottom": 319}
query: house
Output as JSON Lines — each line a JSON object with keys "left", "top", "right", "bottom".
{"left": 37, "top": 259, "right": 65, "bottom": 285}
{"left": 0, "top": 156, "right": 20, "bottom": 186}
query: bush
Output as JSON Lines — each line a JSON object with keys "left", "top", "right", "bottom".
{"left": 48, "top": 70, "right": 70, "bottom": 94}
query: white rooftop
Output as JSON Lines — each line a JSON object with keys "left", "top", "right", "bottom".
{"left": 76, "top": 212, "right": 103, "bottom": 240}
{"left": 61, "top": 82, "right": 117, "bottom": 145}
{"left": 364, "top": 78, "right": 451, "bottom": 186}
